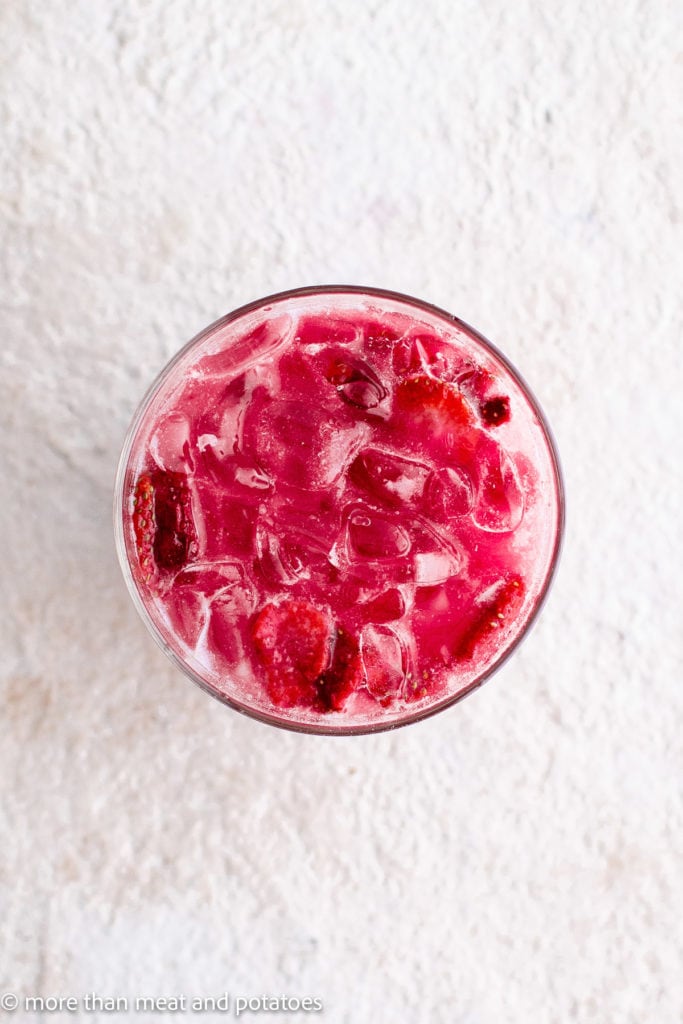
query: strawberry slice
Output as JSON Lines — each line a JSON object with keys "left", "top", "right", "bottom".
{"left": 319, "top": 628, "right": 364, "bottom": 711}
{"left": 132, "top": 475, "right": 155, "bottom": 581}
{"left": 152, "top": 471, "right": 198, "bottom": 570}
{"left": 455, "top": 576, "right": 526, "bottom": 660}
{"left": 252, "top": 600, "right": 333, "bottom": 708}
{"left": 394, "top": 375, "right": 477, "bottom": 457}
{"left": 132, "top": 470, "right": 197, "bottom": 579}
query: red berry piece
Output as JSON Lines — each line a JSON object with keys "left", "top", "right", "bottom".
{"left": 458, "top": 368, "right": 511, "bottom": 427}
{"left": 394, "top": 375, "right": 477, "bottom": 456}
{"left": 152, "top": 471, "right": 198, "bottom": 571}
{"left": 251, "top": 600, "right": 333, "bottom": 709}
{"left": 480, "top": 396, "right": 510, "bottom": 426}
{"left": 455, "top": 576, "right": 526, "bottom": 660}
{"left": 132, "top": 475, "right": 155, "bottom": 581}
{"left": 320, "top": 628, "right": 364, "bottom": 711}
{"left": 132, "top": 471, "right": 197, "bottom": 578}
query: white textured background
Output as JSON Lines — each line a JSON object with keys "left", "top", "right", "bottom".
{"left": 1, "top": 2, "right": 681, "bottom": 1023}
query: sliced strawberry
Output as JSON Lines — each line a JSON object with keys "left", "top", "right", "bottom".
{"left": 396, "top": 374, "right": 474, "bottom": 426}
{"left": 132, "top": 470, "right": 197, "bottom": 579}
{"left": 394, "top": 375, "right": 478, "bottom": 457}
{"left": 152, "top": 471, "right": 197, "bottom": 570}
{"left": 455, "top": 576, "right": 526, "bottom": 660}
{"left": 132, "top": 475, "right": 155, "bottom": 581}
{"left": 319, "top": 628, "right": 364, "bottom": 711}
{"left": 403, "top": 668, "right": 433, "bottom": 703}
{"left": 251, "top": 599, "right": 333, "bottom": 708}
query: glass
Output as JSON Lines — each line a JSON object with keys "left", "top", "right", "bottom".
{"left": 114, "top": 286, "right": 564, "bottom": 735}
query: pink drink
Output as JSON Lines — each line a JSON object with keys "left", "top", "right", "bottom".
{"left": 115, "top": 287, "right": 563, "bottom": 734}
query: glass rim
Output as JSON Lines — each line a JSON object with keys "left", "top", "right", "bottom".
{"left": 113, "top": 284, "right": 566, "bottom": 736}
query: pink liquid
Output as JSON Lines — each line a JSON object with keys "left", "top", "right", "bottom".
{"left": 116, "top": 288, "right": 562, "bottom": 733}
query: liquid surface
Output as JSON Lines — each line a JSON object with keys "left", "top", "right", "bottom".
{"left": 119, "top": 291, "right": 561, "bottom": 731}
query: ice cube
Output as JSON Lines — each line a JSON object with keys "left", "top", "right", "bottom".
{"left": 346, "top": 508, "right": 412, "bottom": 561}
{"left": 255, "top": 521, "right": 310, "bottom": 586}
{"left": 254, "top": 503, "right": 341, "bottom": 587}
{"left": 193, "top": 369, "right": 258, "bottom": 461}
{"left": 425, "top": 466, "right": 474, "bottom": 520}
{"left": 349, "top": 447, "right": 432, "bottom": 507}
{"left": 247, "top": 399, "right": 370, "bottom": 490}
{"left": 217, "top": 372, "right": 254, "bottom": 455}
{"left": 149, "top": 413, "right": 192, "bottom": 472}
{"left": 414, "top": 551, "right": 458, "bottom": 586}
{"left": 472, "top": 439, "right": 524, "bottom": 532}
{"left": 321, "top": 350, "right": 389, "bottom": 414}
{"left": 392, "top": 332, "right": 465, "bottom": 381}
{"left": 362, "top": 320, "right": 404, "bottom": 365}
{"left": 169, "top": 561, "right": 255, "bottom": 654}
{"left": 276, "top": 348, "right": 335, "bottom": 406}
{"left": 197, "top": 315, "right": 295, "bottom": 379}
{"left": 410, "top": 516, "right": 462, "bottom": 584}
{"left": 295, "top": 314, "right": 360, "bottom": 350}
{"left": 173, "top": 560, "right": 254, "bottom": 602}
{"left": 192, "top": 485, "right": 257, "bottom": 560}
{"left": 361, "top": 623, "right": 407, "bottom": 702}
{"left": 205, "top": 593, "right": 249, "bottom": 670}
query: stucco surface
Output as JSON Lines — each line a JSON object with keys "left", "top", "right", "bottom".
{"left": 1, "top": 2, "right": 681, "bottom": 1022}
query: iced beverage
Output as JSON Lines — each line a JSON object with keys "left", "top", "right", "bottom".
{"left": 115, "top": 287, "right": 563, "bottom": 734}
